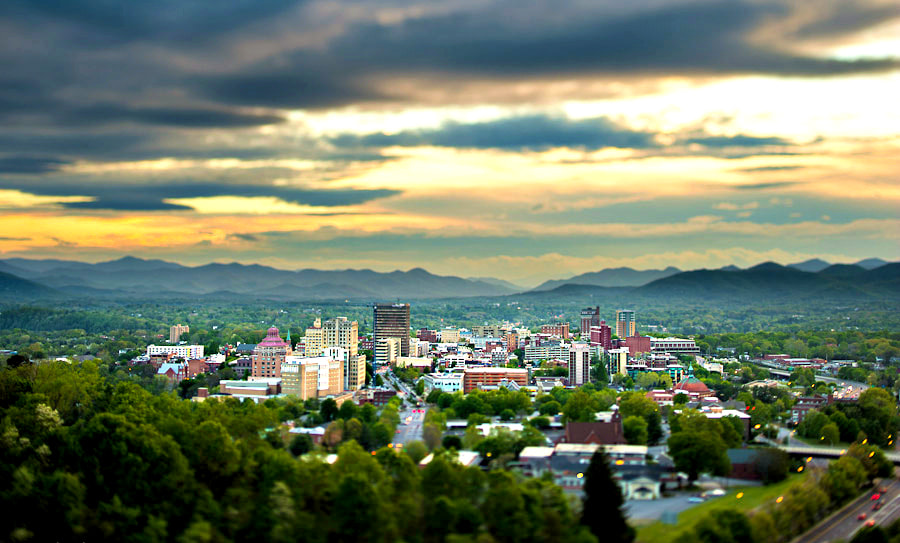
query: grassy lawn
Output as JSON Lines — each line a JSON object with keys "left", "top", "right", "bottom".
{"left": 634, "top": 473, "right": 808, "bottom": 543}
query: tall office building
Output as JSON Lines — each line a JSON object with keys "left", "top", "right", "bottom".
{"left": 169, "top": 324, "right": 190, "bottom": 343}
{"left": 590, "top": 320, "right": 613, "bottom": 351}
{"left": 251, "top": 326, "right": 292, "bottom": 378}
{"left": 323, "top": 317, "right": 365, "bottom": 391}
{"left": 374, "top": 303, "right": 410, "bottom": 358}
{"left": 568, "top": 343, "right": 591, "bottom": 386}
{"left": 303, "top": 318, "right": 325, "bottom": 357}
{"left": 616, "top": 310, "right": 636, "bottom": 338}
{"left": 580, "top": 307, "right": 600, "bottom": 337}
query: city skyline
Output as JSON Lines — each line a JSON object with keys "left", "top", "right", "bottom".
{"left": 1, "top": 1, "right": 899, "bottom": 284}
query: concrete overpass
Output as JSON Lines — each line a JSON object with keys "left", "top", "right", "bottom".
{"left": 752, "top": 361, "right": 868, "bottom": 390}
{"left": 781, "top": 445, "right": 900, "bottom": 465}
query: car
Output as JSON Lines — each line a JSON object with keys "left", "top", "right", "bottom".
{"left": 873, "top": 502, "right": 883, "bottom": 511}
{"left": 858, "top": 513, "right": 867, "bottom": 521}
{"left": 688, "top": 497, "right": 705, "bottom": 503}
{"left": 879, "top": 486, "right": 888, "bottom": 493}
{"left": 866, "top": 520, "right": 876, "bottom": 527}
{"left": 871, "top": 493, "right": 881, "bottom": 501}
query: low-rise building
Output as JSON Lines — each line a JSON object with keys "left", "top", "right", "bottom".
{"left": 463, "top": 367, "right": 528, "bottom": 393}
{"left": 220, "top": 378, "right": 282, "bottom": 403}
{"left": 559, "top": 410, "right": 625, "bottom": 445}
{"left": 423, "top": 372, "right": 464, "bottom": 393}
{"left": 147, "top": 344, "right": 204, "bottom": 360}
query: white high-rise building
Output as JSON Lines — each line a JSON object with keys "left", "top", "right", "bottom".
{"left": 568, "top": 343, "right": 591, "bottom": 386}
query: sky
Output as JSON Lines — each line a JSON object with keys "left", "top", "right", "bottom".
{"left": 1, "top": 0, "right": 899, "bottom": 286}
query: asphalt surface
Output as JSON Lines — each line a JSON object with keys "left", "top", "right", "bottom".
{"left": 794, "top": 476, "right": 900, "bottom": 543}
{"left": 385, "top": 371, "right": 428, "bottom": 446}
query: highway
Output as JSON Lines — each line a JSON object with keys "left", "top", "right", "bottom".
{"left": 794, "top": 476, "right": 900, "bottom": 543}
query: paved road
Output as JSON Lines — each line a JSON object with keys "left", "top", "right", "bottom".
{"left": 385, "top": 370, "right": 428, "bottom": 446}
{"left": 794, "top": 476, "right": 900, "bottom": 543}
{"left": 394, "top": 406, "right": 427, "bottom": 445}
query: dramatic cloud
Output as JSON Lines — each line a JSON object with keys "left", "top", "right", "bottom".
{"left": 0, "top": 180, "right": 401, "bottom": 211}
{"left": 0, "top": 156, "right": 71, "bottom": 174}
{"left": 330, "top": 115, "right": 658, "bottom": 151}
{"left": 1, "top": 0, "right": 898, "bottom": 278}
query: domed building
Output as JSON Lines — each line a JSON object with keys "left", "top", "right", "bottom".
{"left": 673, "top": 365, "right": 713, "bottom": 400}
{"left": 251, "top": 326, "right": 293, "bottom": 378}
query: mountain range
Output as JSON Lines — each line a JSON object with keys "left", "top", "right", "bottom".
{"left": 532, "top": 266, "right": 682, "bottom": 290}
{"left": 0, "top": 257, "right": 516, "bottom": 300}
{"left": 0, "top": 256, "right": 896, "bottom": 302}
{"left": 520, "top": 261, "right": 900, "bottom": 303}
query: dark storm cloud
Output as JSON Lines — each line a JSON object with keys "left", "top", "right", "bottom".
{"left": 199, "top": 72, "right": 384, "bottom": 110}
{"left": 683, "top": 135, "right": 792, "bottom": 148}
{"left": 329, "top": 114, "right": 806, "bottom": 155}
{"left": 5, "top": 0, "right": 305, "bottom": 44}
{"left": 792, "top": 4, "right": 900, "bottom": 39}
{"left": 0, "top": 156, "right": 71, "bottom": 174}
{"left": 187, "top": 1, "right": 900, "bottom": 110}
{"left": 0, "top": 179, "right": 401, "bottom": 211}
{"left": 321, "top": 1, "right": 899, "bottom": 77}
{"left": 59, "top": 104, "right": 285, "bottom": 128}
{"left": 330, "top": 115, "right": 658, "bottom": 151}
{"left": 0, "top": 0, "right": 896, "bottom": 170}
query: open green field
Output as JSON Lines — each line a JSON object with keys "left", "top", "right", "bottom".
{"left": 634, "top": 473, "right": 808, "bottom": 543}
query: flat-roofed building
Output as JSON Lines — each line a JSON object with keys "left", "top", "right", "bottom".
{"left": 540, "top": 323, "right": 570, "bottom": 339}
{"left": 651, "top": 337, "right": 700, "bottom": 356}
{"left": 423, "top": 372, "right": 464, "bottom": 393}
{"left": 589, "top": 321, "right": 612, "bottom": 351}
{"left": 568, "top": 343, "right": 591, "bottom": 386}
{"left": 607, "top": 347, "right": 629, "bottom": 377}
{"left": 616, "top": 310, "right": 636, "bottom": 339}
{"left": 524, "top": 342, "right": 570, "bottom": 363}
{"left": 304, "top": 318, "right": 325, "bottom": 357}
{"left": 580, "top": 307, "right": 600, "bottom": 337}
{"left": 375, "top": 337, "right": 401, "bottom": 367}
{"left": 220, "top": 378, "right": 282, "bottom": 403}
{"left": 463, "top": 367, "right": 528, "bottom": 393}
{"left": 169, "top": 324, "right": 189, "bottom": 343}
{"left": 440, "top": 328, "right": 460, "bottom": 343}
{"left": 281, "top": 355, "right": 342, "bottom": 400}
{"left": 147, "top": 344, "right": 204, "bottom": 360}
{"left": 374, "top": 303, "right": 410, "bottom": 358}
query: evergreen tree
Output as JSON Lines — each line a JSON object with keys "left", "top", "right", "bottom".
{"left": 581, "top": 449, "right": 634, "bottom": 543}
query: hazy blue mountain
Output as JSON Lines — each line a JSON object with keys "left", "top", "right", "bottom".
{"left": 0, "top": 270, "right": 59, "bottom": 298}
{"left": 532, "top": 266, "right": 681, "bottom": 291}
{"left": 466, "top": 276, "right": 527, "bottom": 292}
{"left": 854, "top": 257, "right": 890, "bottom": 270}
{"left": 719, "top": 265, "right": 741, "bottom": 271}
{"left": 635, "top": 262, "right": 898, "bottom": 301}
{"left": 788, "top": 258, "right": 831, "bottom": 272}
{"left": 0, "top": 257, "right": 515, "bottom": 299}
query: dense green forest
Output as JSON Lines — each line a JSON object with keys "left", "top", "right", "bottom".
{"left": 0, "top": 360, "right": 632, "bottom": 542}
